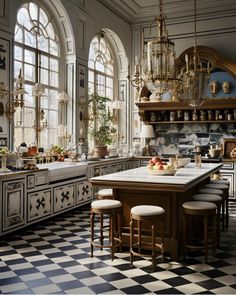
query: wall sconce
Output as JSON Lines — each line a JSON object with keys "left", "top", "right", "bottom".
{"left": 140, "top": 124, "right": 155, "bottom": 156}
{"left": 5, "top": 69, "right": 28, "bottom": 121}
{"left": 58, "top": 91, "right": 69, "bottom": 105}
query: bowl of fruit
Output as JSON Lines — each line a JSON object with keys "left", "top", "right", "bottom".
{"left": 146, "top": 156, "right": 176, "bottom": 175}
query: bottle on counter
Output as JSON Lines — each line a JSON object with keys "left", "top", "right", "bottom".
{"left": 195, "top": 146, "right": 201, "bottom": 168}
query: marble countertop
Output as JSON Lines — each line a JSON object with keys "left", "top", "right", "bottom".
{"left": 90, "top": 163, "right": 223, "bottom": 191}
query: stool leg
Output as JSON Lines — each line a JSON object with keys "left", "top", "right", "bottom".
{"left": 160, "top": 216, "right": 165, "bottom": 262}
{"left": 225, "top": 191, "right": 229, "bottom": 228}
{"left": 212, "top": 213, "right": 217, "bottom": 256}
{"left": 222, "top": 197, "right": 225, "bottom": 231}
{"left": 117, "top": 211, "right": 122, "bottom": 252}
{"left": 204, "top": 215, "right": 208, "bottom": 263}
{"left": 90, "top": 211, "right": 94, "bottom": 257}
{"left": 217, "top": 203, "right": 221, "bottom": 247}
{"left": 151, "top": 224, "right": 156, "bottom": 271}
{"left": 100, "top": 214, "right": 104, "bottom": 250}
{"left": 138, "top": 220, "right": 142, "bottom": 254}
{"left": 183, "top": 213, "right": 187, "bottom": 259}
{"left": 130, "top": 218, "right": 134, "bottom": 267}
{"left": 110, "top": 215, "right": 114, "bottom": 261}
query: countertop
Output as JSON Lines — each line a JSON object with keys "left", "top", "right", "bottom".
{"left": 90, "top": 162, "right": 223, "bottom": 192}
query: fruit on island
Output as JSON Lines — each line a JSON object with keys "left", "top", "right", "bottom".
{"left": 147, "top": 156, "right": 174, "bottom": 171}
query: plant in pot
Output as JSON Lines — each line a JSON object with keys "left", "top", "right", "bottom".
{"left": 88, "top": 92, "right": 116, "bottom": 158}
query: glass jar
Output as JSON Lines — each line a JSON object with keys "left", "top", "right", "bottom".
{"left": 184, "top": 111, "right": 190, "bottom": 121}
{"left": 200, "top": 110, "right": 206, "bottom": 121}
{"left": 195, "top": 153, "right": 201, "bottom": 168}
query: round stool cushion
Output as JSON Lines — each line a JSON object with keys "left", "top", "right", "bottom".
{"left": 183, "top": 201, "right": 217, "bottom": 210}
{"left": 198, "top": 188, "right": 223, "bottom": 195}
{"left": 131, "top": 205, "right": 165, "bottom": 216}
{"left": 97, "top": 189, "right": 113, "bottom": 197}
{"left": 204, "top": 183, "right": 228, "bottom": 190}
{"left": 192, "top": 193, "right": 222, "bottom": 202}
{"left": 210, "top": 179, "right": 230, "bottom": 186}
{"left": 91, "top": 199, "right": 122, "bottom": 210}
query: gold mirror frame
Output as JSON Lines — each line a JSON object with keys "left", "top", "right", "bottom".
{"left": 176, "top": 45, "right": 236, "bottom": 80}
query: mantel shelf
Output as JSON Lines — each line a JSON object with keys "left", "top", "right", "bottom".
{"left": 136, "top": 98, "right": 236, "bottom": 111}
{"left": 149, "top": 120, "right": 236, "bottom": 124}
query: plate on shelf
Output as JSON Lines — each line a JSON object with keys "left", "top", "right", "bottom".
{"left": 146, "top": 168, "right": 176, "bottom": 176}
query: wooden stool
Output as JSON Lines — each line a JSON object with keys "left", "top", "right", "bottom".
{"left": 192, "top": 193, "right": 222, "bottom": 247}
{"left": 96, "top": 188, "right": 113, "bottom": 200}
{"left": 209, "top": 179, "right": 230, "bottom": 186}
{"left": 130, "top": 205, "right": 165, "bottom": 271}
{"left": 90, "top": 199, "right": 122, "bottom": 260}
{"left": 204, "top": 183, "right": 229, "bottom": 229}
{"left": 182, "top": 201, "right": 217, "bottom": 263}
{"left": 198, "top": 187, "right": 224, "bottom": 231}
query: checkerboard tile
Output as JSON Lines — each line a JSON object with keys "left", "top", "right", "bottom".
{"left": 0, "top": 203, "right": 235, "bottom": 294}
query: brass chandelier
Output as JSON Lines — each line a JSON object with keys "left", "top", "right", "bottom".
{"left": 180, "top": 0, "right": 210, "bottom": 108}
{"left": 141, "top": 0, "right": 181, "bottom": 100}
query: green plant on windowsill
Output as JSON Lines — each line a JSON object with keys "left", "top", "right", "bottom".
{"left": 88, "top": 92, "right": 116, "bottom": 157}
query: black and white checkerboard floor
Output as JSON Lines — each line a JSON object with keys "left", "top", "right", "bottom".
{"left": 0, "top": 202, "right": 236, "bottom": 294}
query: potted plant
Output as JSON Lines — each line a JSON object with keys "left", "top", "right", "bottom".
{"left": 88, "top": 92, "right": 116, "bottom": 158}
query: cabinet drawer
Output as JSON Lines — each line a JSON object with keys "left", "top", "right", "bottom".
{"left": 28, "top": 189, "right": 52, "bottom": 222}
{"left": 53, "top": 183, "right": 75, "bottom": 213}
{"left": 35, "top": 171, "right": 48, "bottom": 186}
{"left": 221, "top": 161, "right": 234, "bottom": 170}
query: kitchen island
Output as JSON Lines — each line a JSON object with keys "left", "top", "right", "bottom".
{"left": 90, "top": 163, "right": 223, "bottom": 258}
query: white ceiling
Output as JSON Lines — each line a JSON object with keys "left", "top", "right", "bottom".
{"left": 98, "top": 0, "right": 236, "bottom": 24}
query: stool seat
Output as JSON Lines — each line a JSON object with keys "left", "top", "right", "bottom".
{"left": 97, "top": 188, "right": 113, "bottom": 198}
{"left": 131, "top": 205, "right": 165, "bottom": 216}
{"left": 210, "top": 179, "right": 230, "bottom": 186}
{"left": 204, "top": 183, "right": 228, "bottom": 190}
{"left": 130, "top": 205, "right": 165, "bottom": 270}
{"left": 182, "top": 200, "right": 217, "bottom": 262}
{"left": 91, "top": 200, "right": 122, "bottom": 210}
{"left": 90, "top": 199, "right": 122, "bottom": 260}
{"left": 198, "top": 188, "right": 223, "bottom": 195}
{"left": 192, "top": 193, "right": 222, "bottom": 202}
{"left": 183, "top": 201, "right": 216, "bottom": 210}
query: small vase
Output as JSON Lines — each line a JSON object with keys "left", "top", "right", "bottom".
{"left": 0, "top": 154, "right": 11, "bottom": 173}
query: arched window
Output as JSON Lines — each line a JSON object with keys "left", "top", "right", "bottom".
{"left": 88, "top": 34, "right": 114, "bottom": 98}
{"left": 14, "top": 2, "right": 60, "bottom": 148}
{"left": 88, "top": 34, "right": 116, "bottom": 149}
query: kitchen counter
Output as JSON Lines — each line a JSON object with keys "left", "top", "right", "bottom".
{"left": 90, "top": 163, "right": 222, "bottom": 258}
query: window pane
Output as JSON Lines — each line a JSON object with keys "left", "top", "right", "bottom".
{"left": 88, "top": 60, "right": 95, "bottom": 69}
{"left": 106, "top": 77, "right": 113, "bottom": 88}
{"left": 24, "top": 127, "right": 35, "bottom": 145}
{"left": 17, "top": 8, "right": 31, "bottom": 30}
{"left": 15, "top": 26, "right": 23, "bottom": 43}
{"left": 48, "top": 89, "right": 59, "bottom": 109}
{"left": 50, "top": 40, "right": 59, "bottom": 56}
{"left": 50, "top": 71, "right": 58, "bottom": 87}
{"left": 24, "top": 85, "right": 35, "bottom": 107}
{"left": 97, "top": 74, "right": 105, "bottom": 85}
{"left": 38, "top": 35, "right": 49, "bottom": 52}
{"left": 14, "top": 128, "right": 23, "bottom": 148}
{"left": 40, "top": 69, "right": 48, "bottom": 84}
{"left": 41, "top": 88, "right": 49, "bottom": 109}
{"left": 40, "top": 55, "right": 49, "bottom": 68}
{"left": 88, "top": 70, "right": 94, "bottom": 83}
{"left": 88, "top": 82, "right": 94, "bottom": 94}
{"left": 24, "top": 63, "right": 35, "bottom": 82}
{"left": 14, "top": 61, "right": 23, "bottom": 78}
{"left": 29, "top": 3, "right": 38, "bottom": 20}
{"left": 50, "top": 58, "right": 58, "bottom": 71}
{"left": 106, "top": 87, "right": 113, "bottom": 99}
{"left": 96, "top": 60, "right": 104, "bottom": 72}
{"left": 46, "top": 23, "right": 55, "bottom": 39}
{"left": 48, "top": 110, "right": 58, "bottom": 128}
{"left": 25, "top": 30, "right": 36, "bottom": 48}
{"left": 25, "top": 49, "right": 35, "bottom": 64}
{"left": 24, "top": 107, "right": 35, "bottom": 127}
{"left": 14, "top": 46, "right": 23, "bottom": 61}
{"left": 39, "top": 7, "right": 48, "bottom": 27}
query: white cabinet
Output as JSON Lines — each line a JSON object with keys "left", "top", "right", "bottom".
{"left": 54, "top": 183, "right": 75, "bottom": 213}
{"left": 28, "top": 189, "right": 52, "bottom": 222}
{"left": 221, "top": 161, "right": 235, "bottom": 199}
{"left": 2, "top": 178, "right": 26, "bottom": 232}
{"left": 77, "top": 180, "right": 93, "bottom": 204}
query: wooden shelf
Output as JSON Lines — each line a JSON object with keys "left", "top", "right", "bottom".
{"left": 149, "top": 120, "right": 236, "bottom": 124}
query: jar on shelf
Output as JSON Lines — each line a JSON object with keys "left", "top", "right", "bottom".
{"left": 192, "top": 110, "right": 198, "bottom": 121}
{"left": 200, "top": 110, "right": 206, "bottom": 121}
{"left": 215, "top": 110, "right": 220, "bottom": 120}
{"left": 177, "top": 110, "right": 183, "bottom": 121}
{"left": 170, "top": 111, "right": 176, "bottom": 122}
{"left": 150, "top": 112, "right": 156, "bottom": 122}
{"left": 184, "top": 111, "right": 190, "bottom": 121}
{"left": 207, "top": 110, "right": 213, "bottom": 120}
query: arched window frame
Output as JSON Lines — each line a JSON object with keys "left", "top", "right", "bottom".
{"left": 13, "top": 1, "right": 60, "bottom": 148}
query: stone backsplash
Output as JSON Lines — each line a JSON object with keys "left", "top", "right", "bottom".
{"left": 150, "top": 122, "right": 236, "bottom": 156}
